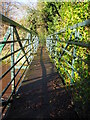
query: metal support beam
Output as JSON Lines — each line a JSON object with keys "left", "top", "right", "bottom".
{"left": 59, "top": 32, "right": 73, "bottom": 60}
{"left": 16, "top": 39, "right": 27, "bottom": 61}
{"left": 0, "top": 27, "right": 10, "bottom": 53}
{"left": 14, "top": 27, "right": 29, "bottom": 65}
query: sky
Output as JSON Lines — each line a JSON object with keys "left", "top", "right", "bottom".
{"left": 13, "top": 0, "right": 37, "bottom": 4}
{"left": 13, "top": 0, "right": 38, "bottom": 9}
{"left": 0, "top": 0, "right": 38, "bottom": 20}
{"left": 11, "top": 0, "right": 38, "bottom": 19}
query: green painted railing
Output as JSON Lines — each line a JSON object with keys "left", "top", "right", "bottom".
{"left": 0, "top": 14, "right": 39, "bottom": 116}
{"left": 46, "top": 19, "right": 90, "bottom": 85}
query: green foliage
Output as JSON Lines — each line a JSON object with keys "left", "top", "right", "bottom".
{"left": 44, "top": 2, "right": 89, "bottom": 118}
{"left": 42, "top": 2, "right": 89, "bottom": 34}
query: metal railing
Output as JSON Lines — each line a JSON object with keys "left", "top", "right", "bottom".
{"left": 0, "top": 14, "right": 39, "bottom": 115}
{"left": 46, "top": 19, "right": 90, "bottom": 85}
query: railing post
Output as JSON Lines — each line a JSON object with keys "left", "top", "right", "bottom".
{"left": 46, "top": 37, "right": 49, "bottom": 51}
{"left": 36, "top": 36, "right": 38, "bottom": 51}
{"left": 10, "top": 26, "right": 15, "bottom": 94}
{"left": 51, "top": 35, "right": 54, "bottom": 58}
{"left": 50, "top": 36, "right": 52, "bottom": 56}
{"left": 51, "top": 34, "right": 56, "bottom": 59}
{"left": 33, "top": 36, "right": 36, "bottom": 53}
{"left": 55, "top": 34, "right": 58, "bottom": 57}
{"left": 28, "top": 33, "right": 31, "bottom": 63}
{"left": 48, "top": 37, "right": 50, "bottom": 53}
{"left": 34, "top": 36, "right": 37, "bottom": 53}
{"left": 36, "top": 36, "right": 39, "bottom": 51}
{"left": 71, "top": 47, "right": 75, "bottom": 84}
{"left": 46, "top": 37, "right": 47, "bottom": 49}
{"left": 35, "top": 37, "right": 37, "bottom": 52}
{"left": 31, "top": 34, "right": 33, "bottom": 62}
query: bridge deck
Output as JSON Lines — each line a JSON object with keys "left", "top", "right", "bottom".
{"left": 4, "top": 46, "right": 79, "bottom": 119}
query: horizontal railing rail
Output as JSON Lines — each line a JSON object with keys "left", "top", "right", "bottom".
{"left": 46, "top": 39, "right": 90, "bottom": 48}
{"left": 0, "top": 14, "right": 37, "bottom": 35}
{"left": 46, "top": 19, "right": 90, "bottom": 85}
{"left": 0, "top": 14, "right": 39, "bottom": 117}
{"left": 48, "top": 18, "right": 90, "bottom": 36}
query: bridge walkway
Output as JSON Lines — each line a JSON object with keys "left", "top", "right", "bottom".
{"left": 4, "top": 46, "right": 79, "bottom": 119}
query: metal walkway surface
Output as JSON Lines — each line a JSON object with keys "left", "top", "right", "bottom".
{"left": 4, "top": 46, "right": 79, "bottom": 119}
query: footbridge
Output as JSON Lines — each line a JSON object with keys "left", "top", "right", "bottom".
{"left": 0, "top": 14, "right": 90, "bottom": 119}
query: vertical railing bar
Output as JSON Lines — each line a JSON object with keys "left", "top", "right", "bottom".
{"left": 71, "top": 46, "right": 75, "bottom": 84}
{"left": 28, "top": 33, "right": 31, "bottom": 63}
{"left": 50, "top": 36, "right": 52, "bottom": 56}
{"left": 55, "top": 35, "right": 57, "bottom": 58}
{"left": 31, "top": 34, "right": 34, "bottom": 61}
{"left": 10, "top": 26, "right": 15, "bottom": 94}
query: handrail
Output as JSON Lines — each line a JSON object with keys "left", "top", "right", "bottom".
{"left": 0, "top": 14, "right": 37, "bottom": 35}
{"left": 0, "top": 14, "right": 39, "bottom": 118}
{"left": 48, "top": 18, "right": 90, "bottom": 36}
{"left": 46, "top": 19, "right": 90, "bottom": 85}
{"left": 47, "top": 39, "right": 90, "bottom": 48}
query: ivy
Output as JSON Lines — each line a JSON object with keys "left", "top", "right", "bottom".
{"left": 42, "top": 2, "right": 89, "bottom": 118}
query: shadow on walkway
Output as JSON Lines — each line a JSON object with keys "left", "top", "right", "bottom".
{"left": 4, "top": 46, "right": 79, "bottom": 120}
{"left": 40, "top": 46, "right": 50, "bottom": 118}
